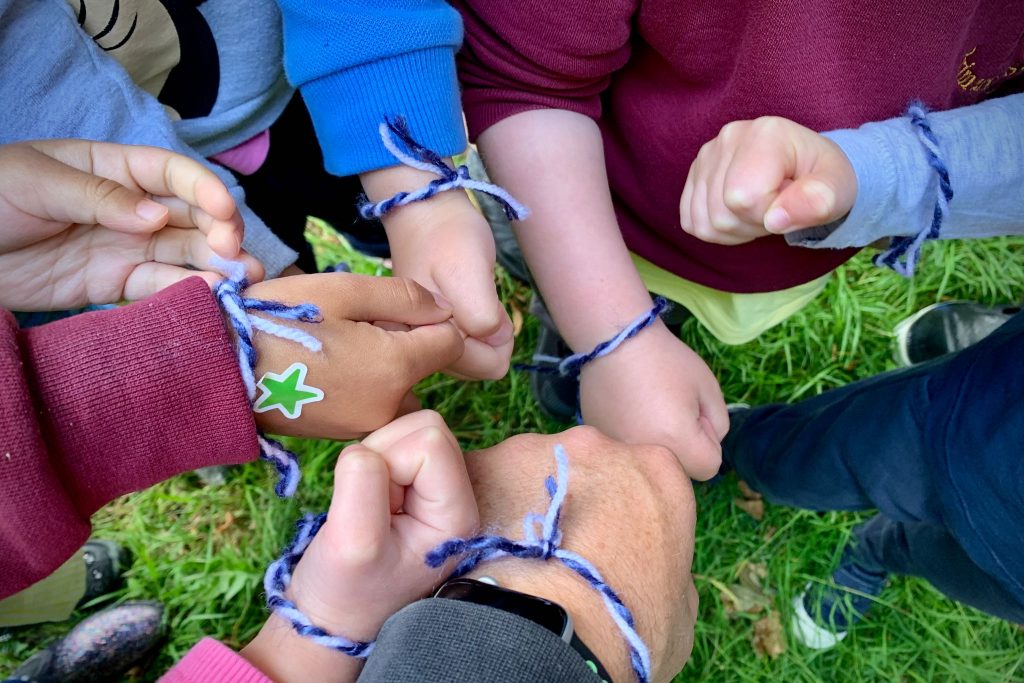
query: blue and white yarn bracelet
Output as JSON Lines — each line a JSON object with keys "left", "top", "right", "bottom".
{"left": 517, "top": 297, "right": 668, "bottom": 380}
{"left": 357, "top": 117, "right": 529, "bottom": 222}
{"left": 264, "top": 446, "right": 651, "bottom": 681}
{"left": 211, "top": 256, "right": 322, "bottom": 498}
{"left": 874, "top": 101, "right": 954, "bottom": 276}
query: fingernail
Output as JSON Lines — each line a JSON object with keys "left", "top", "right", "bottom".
{"left": 431, "top": 290, "right": 454, "bottom": 311}
{"left": 763, "top": 207, "right": 790, "bottom": 232}
{"left": 135, "top": 199, "right": 166, "bottom": 222}
{"left": 803, "top": 180, "right": 836, "bottom": 217}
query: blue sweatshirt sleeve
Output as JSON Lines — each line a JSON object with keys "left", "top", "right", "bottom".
{"left": 787, "top": 94, "right": 1024, "bottom": 249}
{"left": 0, "top": 0, "right": 299, "bottom": 277}
{"left": 277, "top": 0, "right": 468, "bottom": 177}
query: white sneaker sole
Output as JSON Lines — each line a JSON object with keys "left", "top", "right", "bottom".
{"left": 790, "top": 590, "right": 848, "bottom": 650}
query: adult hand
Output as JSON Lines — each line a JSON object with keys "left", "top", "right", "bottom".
{"left": 580, "top": 319, "right": 729, "bottom": 480}
{"left": 680, "top": 117, "right": 857, "bottom": 245}
{"left": 363, "top": 165, "right": 514, "bottom": 380}
{"left": 464, "top": 426, "right": 700, "bottom": 683}
{"left": 245, "top": 274, "right": 465, "bottom": 439}
{"left": 0, "top": 140, "right": 261, "bottom": 311}
{"left": 242, "top": 410, "right": 479, "bottom": 683}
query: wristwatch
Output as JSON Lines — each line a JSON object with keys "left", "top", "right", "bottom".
{"left": 434, "top": 577, "right": 612, "bottom": 682}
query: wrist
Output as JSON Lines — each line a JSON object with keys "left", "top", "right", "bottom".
{"left": 242, "top": 613, "right": 363, "bottom": 683}
{"left": 464, "top": 559, "right": 632, "bottom": 683}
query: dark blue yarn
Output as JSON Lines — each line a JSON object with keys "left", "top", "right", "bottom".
{"left": 357, "top": 117, "right": 529, "bottom": 221}
{"left": 874, "top": 102, "right": 954, "bottom": 276}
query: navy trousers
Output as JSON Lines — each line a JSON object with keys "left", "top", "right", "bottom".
{"left": 723, "top": 313, "right": 1024, "bottom": 623}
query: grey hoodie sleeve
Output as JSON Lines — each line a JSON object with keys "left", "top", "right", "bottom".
{"left": 787, "top": 94, "right": 1024, "bottom": 250}
{"left": 0, "top": 0, "right": 297, "bottom": 276}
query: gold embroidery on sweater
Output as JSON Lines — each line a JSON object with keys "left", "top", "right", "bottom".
{"left": 957, "top": 46, "right": 1024, "bottom": 94}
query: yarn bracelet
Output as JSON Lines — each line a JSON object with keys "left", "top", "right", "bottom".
{"left": 357, "top": 117, "right": 530, "bottom": 221}
{"left": 262, "top": 446, "right": 651, "bottom": 681}
{"left": 874, "top": 101, "right": 954, "bottom": 276}
{"left": 425, "top": 445, "right": 651, "bottom": 682}
{"left": 211, "top": 256, "right": 322, "bottom": 498}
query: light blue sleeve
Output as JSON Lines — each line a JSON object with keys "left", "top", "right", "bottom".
{"left": 276, "top": 0, "right": 467, "bottom": 177}
{"left": 0, "top": 0, "right": 298, "bottom": 277}
{"left": 787, "top": 94, "right": 1024, "bottom": 249}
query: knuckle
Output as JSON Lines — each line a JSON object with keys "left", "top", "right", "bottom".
{"left": 395, "top": 276, "right": 429, "bottom": 307}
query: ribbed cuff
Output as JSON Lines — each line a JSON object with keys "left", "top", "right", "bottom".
{"left": 160, "top": 638, "right": 272, "bottom": 683}
{"left": 299, "top": 47, "right": 467, "bottom": 176}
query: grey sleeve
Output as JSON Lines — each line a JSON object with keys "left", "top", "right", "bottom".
{"left": 787, "top": 94, "right": 1024, "bottom": 250}
{"left": 358, "top": 599, "right": 600, "bottom": 683}
{"left": 0, "top": 0, "right": 297, "bottom": 276}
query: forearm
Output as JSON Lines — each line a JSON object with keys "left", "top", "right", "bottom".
{"left": 477, "top": 109, "right": 652, "bottom": 350}
{"left": 790, "top": 94, "right": 1024, "bottom": 249}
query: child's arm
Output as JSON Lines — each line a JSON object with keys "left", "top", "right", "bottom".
{"left": 238, "top": 411, "right": 478, "bottom": 683}
{"left": 679, "top": 93, "right": 1024, "bottom": 247}
{"left": 475, "top": 110, "right": 727, "bottom": 480}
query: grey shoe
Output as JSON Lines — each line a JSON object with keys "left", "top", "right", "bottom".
{"left": 78, "top": 540, "right": 132, "bottom": 608}
{"left": 894, "top": 301, "right": 1019, "bottom": 366}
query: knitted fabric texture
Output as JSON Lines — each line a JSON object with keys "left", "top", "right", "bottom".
{"left": 357, "top": 117, "right": 529, "bottom": 221}
{"left": 263, "top": 446, "right": 650, "bottom": 682}
{"left": 874, "top": 102, "right": 954, "bottom": 276}
{"left": 212, "top": 257, "right": 322, "bottom": 497}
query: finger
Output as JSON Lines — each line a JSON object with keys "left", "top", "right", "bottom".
{"left": 689, "top": 175, "right": 713, "bottom": 242}
{"left": 721, "top": 130, "right": 792, "bottom": 225}
{"left": 150, "top": 195, "right": 244, "bottom": 259}
{"left": 31, "top": 140, "right": 238, "bottom": 228}
{"left": 372, "top": 425, "right": 477, "bottom": 538}
{"left": 148, "top": 227, "right": 264, "bottom": 280}
{"left": 763, "top": 171, "right": 853, "bottom": 233}
{"left": 121, "top": 262, "right": 221, "bottom": 301}
{"left": 320, "top": 445, "right": 392, "bottom": 556}
{"left": 10, "top": 147, "right": 170, "bottom": 235}
{"left": 678, "top": 422, "right": 724, "bottom": 482}
{"left": 444, "top": 334, "right": 512, "bottom": 381}
{"left": 362, "top": 410, "right": 460, "bottom": 457}
{"left": 679, "top": 156, "right": 698, "bottom": 234}
{"left": 333, "top": 275, "right": 456, "bottom": 326}
{"left": 397, "top": 391, "right": 422, "bottom": 417}
{"left": 705, "top": 144, "right": 746, "bottom": 238}
{"left": 432, "top": 268, "right": 507, "bottom": 341}
{"left": 390, "top": 320, "right": 467, "bottom": 381}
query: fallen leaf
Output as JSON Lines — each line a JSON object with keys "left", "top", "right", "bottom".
{"left": 763, "top": 525, "right": 778, "bottom": 541}
{"left": 737, "top": 561, "right": 768, "bottom": 591}
{"left": 215, "top": 510, "right": 235, "bottom": 534}
{"left": 509, "top": 300, "right": 524, "bottom": 337}
{"left": 720, "top": 583, "right": 772, "bottom": 617}
{"left": 734, "top": 497, "right": 765, "bottom": 521}
{"left": 737, "top": 479, "right": 762, "bottom": 500}
{"left": 752, "top": 610, "right": 786, "bottom": 659}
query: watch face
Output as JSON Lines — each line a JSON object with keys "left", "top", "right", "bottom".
{"left": 435, "top": 578, "right": 571, "bottom": 637}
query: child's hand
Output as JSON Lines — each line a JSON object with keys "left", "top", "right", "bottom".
{"left": 579, "top": 321, "right": 728, "bottom": 480}
{"left": 0, "top": 140, "right": 260, "bottom": 311}
{"left": 242, "top": 410, "right": 478, "bottom": 683}
{"left": 243, "top": 275, "right": 465, "bottom": 440}
{"left": 363, "top": 167, "right": 514, "bottom": 381}
{"left": 679, "top": 117, "right": 857, "bottom": 245}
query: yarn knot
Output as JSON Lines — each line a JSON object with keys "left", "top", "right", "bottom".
{"left": 357, "top": 117, "right": 529, "bottom": 221}
{"left": 874, "top": 101, "right": 954, "bottom": 276}
{"left": 211, "top": 256, "right": 323, "bottom": 498}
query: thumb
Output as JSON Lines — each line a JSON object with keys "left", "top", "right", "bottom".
{"left": 763, "top": 172, "right": 854, "bottom": 234}
{"left": 321, "top": 445, "right": 392, "bottom": 555}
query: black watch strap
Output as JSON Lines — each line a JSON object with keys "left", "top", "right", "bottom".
{"left": 569, "top": 630, "right": 613, "bottom": 682}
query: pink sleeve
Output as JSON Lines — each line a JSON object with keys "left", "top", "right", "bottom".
{"left": 453, "top": 0, "right": 639, "bottom": 137}
{"left": 160, "top": 638, "right": 272, "bottom": 683}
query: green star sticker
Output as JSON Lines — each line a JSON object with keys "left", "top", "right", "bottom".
{"left": 254, "top": 362, "right": 324, "bottom": 420}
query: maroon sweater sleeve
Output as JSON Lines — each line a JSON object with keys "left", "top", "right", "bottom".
{"left": 0, "top": 277, "right": 259, "bottom": 599}
{"left": 454, "top": 0, "right": 638, "bottom": 138}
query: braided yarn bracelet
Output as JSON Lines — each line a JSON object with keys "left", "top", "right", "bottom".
{"left": 357, "top": 117, "right": 529, "bottom": 221}
{"left": 211, "top": 256, "right": 322, "bottom": 497}
{"left": 874, "top": 101, "right": 954, "bottom": 276}
{"left": 263, "top": 446, "right": 651, "bottom": 681}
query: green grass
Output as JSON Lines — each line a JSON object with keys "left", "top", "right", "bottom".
{"left": 3, "top": 226, "right": 1023, "bottom": 681}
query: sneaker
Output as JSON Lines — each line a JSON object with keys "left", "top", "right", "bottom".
{"left": 894, "top": 301, "right": 1019, "bottom": 366}
{"left": 791, "top": 563, "right": 886, "bottom": 650}
{"left": 77, "top": 540, "right": 132, "bottom": 608}
{"left": 7, "top": 601, "right": 164, "bottom": 683}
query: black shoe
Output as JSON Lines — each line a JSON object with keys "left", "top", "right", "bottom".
{"left": 7, "top": 602, "right": 164, "bottom": 683}
{"left": 895, "top": 301, "right": 1019, "bottom": 366}
{"left": 77, "top": 540, "right": 131, "bottom": 608}
{"left": 466, "top": 149, "right": 532, "bottom": 284}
